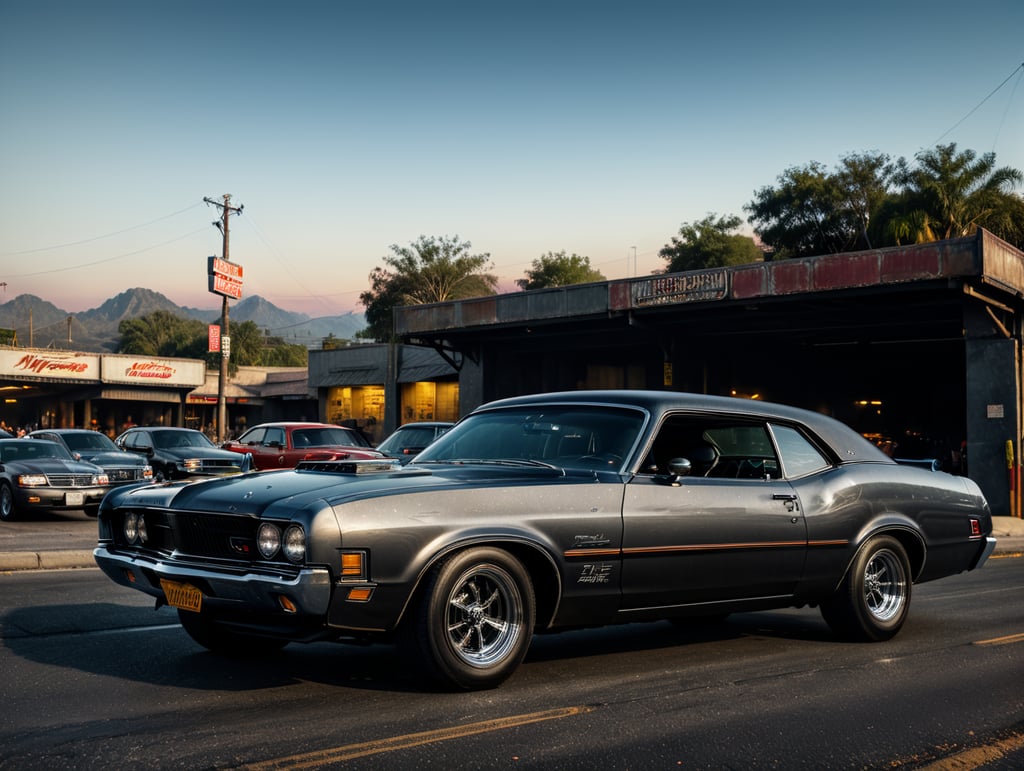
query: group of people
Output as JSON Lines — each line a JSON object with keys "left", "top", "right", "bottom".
{"left": 0, "top": 420, "right": 30, "bottom": 437}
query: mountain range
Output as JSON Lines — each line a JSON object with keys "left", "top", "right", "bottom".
{"left": 0, "top": 288, "right": 367, "bottom": 353}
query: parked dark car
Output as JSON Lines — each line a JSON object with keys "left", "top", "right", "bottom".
{"left": 114, "top": 427, "right": 250, "bottom": 481}
{"left": 376, "top": 421, "right": 453, "bottom": 463}
{"left": 1, "top": 438, "right": 110, "bottom": 520}
{"left": 94, "top": 390, "right": 996, "bottom": 690}
{"left": 29, "top": 429, "right": 153, "bottom": 487}
{"left": 221, "top": 422, "right": 382, "bottom": 470}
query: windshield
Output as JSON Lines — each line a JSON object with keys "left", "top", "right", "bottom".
{"left": 294, "top": 427, "right": 370, "bottom": 448}
{"left": 152, "top": 430, "right": 216, "bottom": 450}
{"left": 413, "top": 406, "right": 644, "bottom": 471}
{"left": 62, "top": 432, "right": 118, "bottom": 452}
{"left": 1, "top": 440, "right": 74, "bottom": 462}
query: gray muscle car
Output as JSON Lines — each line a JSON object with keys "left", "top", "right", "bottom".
{"left": 93, "top": 390, "right": 996, "bottom": 690}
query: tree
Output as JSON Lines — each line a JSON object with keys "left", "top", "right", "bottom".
{"left": 745, "top": 157, "right": 891, "bottom": 258}
{"left": 886, "top": 143, "right": 1023, "bottom": 245}
{"left": 832, "top": 152, "right": 897, "bottom": 249}
{"left": 359, "top": 235, "right": 497, "bottom": 342}
{"left": 118, "top": 311, "right": 206, "bottom": 357}
{"left": 658, "top": 214, "right": 763, "bottom": 273}
{"left": 516, "top": 251, "right": 605, "bottom": 290}
{"left": 118, "top": 312, "right": 307, "bottom": 370}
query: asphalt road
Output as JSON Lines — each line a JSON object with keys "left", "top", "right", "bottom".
{"left": 1, "top": 550, "right": 1022, "bottom": 769}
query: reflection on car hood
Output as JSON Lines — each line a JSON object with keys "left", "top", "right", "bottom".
{"left": 79, "top": 450, "right": 147, "bottom": 467}
{"left": 156, "top": 446, "right": 242, "bottom": 460}
{"left": 104, "top": 462, "right": 594, "bottom": 515}
{"left": 3, "top": 457, "right": 101, "bottom": 474}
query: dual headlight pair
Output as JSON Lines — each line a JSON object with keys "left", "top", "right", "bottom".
{"left": 257, "top": 522, "right": 306, "bottom": 563}
{"left": 121, "top": 513, "right": 305, "bottom": 564}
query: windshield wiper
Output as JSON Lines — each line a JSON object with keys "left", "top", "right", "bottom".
{"left": 438, "top": 458, "right": 562, "bottom": 471}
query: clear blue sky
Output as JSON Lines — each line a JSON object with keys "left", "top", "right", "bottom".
{"left": 2, "top": 1, "right": 1022, "bottom": 317}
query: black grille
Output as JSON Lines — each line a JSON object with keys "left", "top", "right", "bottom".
{"left": 198, "top": 459, "right": 241, "bottom": 472}
{"left": 175, "top": 512, "right": 257, "bottom": 558}
{"left": 114, "top": 508, "right": 258, "bottom": 561}
{"left": 108, "top": 468, "right": 147, "bottom": 482}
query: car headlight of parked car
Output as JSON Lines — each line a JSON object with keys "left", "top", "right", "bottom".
{"left": 16, "top": 474, "right": 48, "bottom": 487}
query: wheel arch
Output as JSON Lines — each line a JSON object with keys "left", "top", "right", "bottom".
{"left": 849, "top": 520, "right": 926, "bottom": 582}
{"left": 398, "top": 537, "right": 562, "bottom": 632}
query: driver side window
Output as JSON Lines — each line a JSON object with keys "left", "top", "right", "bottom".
{"left": 642, "top": 414, "right": 781, "bottom": 480}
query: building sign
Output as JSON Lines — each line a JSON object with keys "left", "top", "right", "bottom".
{"left": 632, "top": 269, "right": 728, "bottom": 307}
{"left": 101, "top": 354, "right": 206, "bottom": 387}
{"left": 0, "top": 349, "right": 100, "bottom": 381}
{"left": 208, "top": 255, "right": 244, "bottom": 300}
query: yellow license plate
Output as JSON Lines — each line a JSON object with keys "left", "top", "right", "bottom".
{"left": 160, "top": 579, "right": 203, "bottom": 612}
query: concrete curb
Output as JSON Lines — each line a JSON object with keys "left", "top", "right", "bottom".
{"left": 0, "top": 549, "right": 98, "bottom": 571}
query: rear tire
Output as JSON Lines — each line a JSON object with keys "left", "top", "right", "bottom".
{"left": 177, "top": 609, "right": 289, "bottom": 656}
{"left": 821, "top": 535, "right": 911, "bottom": 642}
{"left": 402, "top": 547, "right": 535, "bottom": 691}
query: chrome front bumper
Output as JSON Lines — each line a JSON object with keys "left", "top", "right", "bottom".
{"left": 93, "top": 546, "right": 333, "bottom": 616}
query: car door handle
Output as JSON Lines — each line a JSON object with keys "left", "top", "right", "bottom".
{"left": 772, "top": 492, "right": 799, "bottom": 514}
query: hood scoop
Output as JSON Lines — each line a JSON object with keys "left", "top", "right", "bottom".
{"left": 296, "top": 459, "right": 404, "bottom": 475}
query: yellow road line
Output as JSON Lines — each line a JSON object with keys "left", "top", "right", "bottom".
{"left": 242, "top": 705, "right": 595, "bottom": 770}
{"left": 912, "top": 730, "right": 1024, "bottom": 770}
{"left": 973, "top": 631, "right": 1024, "bottom": 646}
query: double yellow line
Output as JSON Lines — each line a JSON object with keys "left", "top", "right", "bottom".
{"left": 243, "top": 705, "right": 594, "bottom": 770}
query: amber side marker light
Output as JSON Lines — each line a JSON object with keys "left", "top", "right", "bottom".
{"left": 341, "top": 552, "right": 365, "bottom": 577}
{"left": 278, "top": 595, "right": 298, "bottom": 613}
{"left": 347, "top": 587, "right": 373, "bottom": 602}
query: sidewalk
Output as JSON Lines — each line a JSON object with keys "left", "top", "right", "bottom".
{"left": 1, "top": 512, "right": 1022, "bottom": 573}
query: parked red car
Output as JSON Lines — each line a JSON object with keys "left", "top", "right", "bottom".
{"left": 221, "top": 422, "right": 383, "bottom": 470}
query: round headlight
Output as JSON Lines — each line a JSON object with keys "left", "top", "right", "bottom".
{"left": 136, "top": 514, "right": 148, "bottom": 544}
{"left": 124, "top": 512, "right": 138, "bottom": 544}
{"left": 282, "top": 525, "right": 306, "bottom": 564}
{"left": 257, "top": 523, "right": 281, "bottom": 559}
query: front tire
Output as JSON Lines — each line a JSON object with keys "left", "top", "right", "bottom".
{"left": 402, "top": 547, "right": 535, "bottom": 690}
{"left": 0, "top": 483, "right": 18, "bottom": 522}
{"left": 177, "top": 609, "right": 289, "bottom": 656}
{"left": 821, "top": 535, "right": 911, "bottom": 642}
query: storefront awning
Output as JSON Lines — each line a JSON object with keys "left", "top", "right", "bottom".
{"left": 100, "top": 388, "right": 184, "bottom": 403}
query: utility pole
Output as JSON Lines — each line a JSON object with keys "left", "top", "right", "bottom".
{"left": 204, "top": 194, "right": 243, "bottom": 443}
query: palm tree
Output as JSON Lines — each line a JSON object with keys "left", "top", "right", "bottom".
{"left": 888, "top": 143, "right": 1023, "bottom": 244}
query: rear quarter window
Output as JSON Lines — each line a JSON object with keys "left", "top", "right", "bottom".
{"left": 770, "top": 424, "right": 831, "bottom": 477}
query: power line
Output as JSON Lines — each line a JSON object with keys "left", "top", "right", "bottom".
{"left": 2, "top": 227, "right": 210, "bottom": 278}
{"left": 932, "top": 62, "right": 1024, "bottom": 146}
{"left": 0, "top": 201, "right": 205, "bottom": 257}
